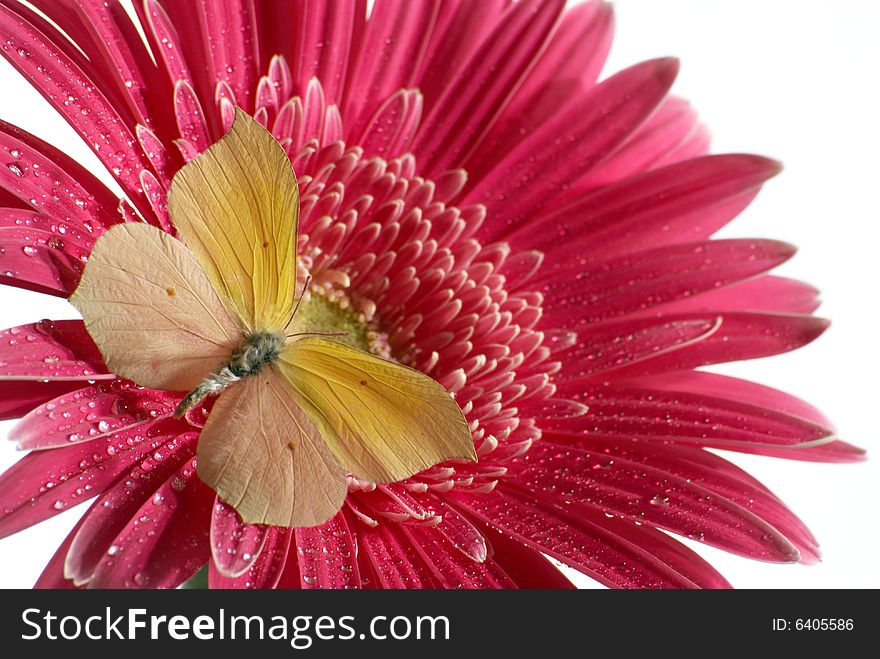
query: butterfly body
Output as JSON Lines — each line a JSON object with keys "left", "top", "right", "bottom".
{"left": 174, "top": 330, "right": 284, "bottom": 418}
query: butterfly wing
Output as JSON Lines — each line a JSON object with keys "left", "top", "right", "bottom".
{"left": 277, "top": 337, "right": 477, "bottom": 483}
{"left": 197, "top": 370, "right": 348, "bottom": 527}
{"left": 69, "top": 222, "right": 242, "bottom": 391}
{"left": 167, "top": 109, "right": 299, "bottom": 333}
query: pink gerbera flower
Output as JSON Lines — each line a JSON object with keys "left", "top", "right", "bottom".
{"left": 0, "top": 0, "right": 863, "bottom": 589}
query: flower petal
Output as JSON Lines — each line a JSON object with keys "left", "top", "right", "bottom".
{"left": 547, "top": 382, "right": 836, "bottom": 456}
{"left": 415, "top": 0, "right": 508, "bottom": 114}
{"left": 503, "top": 443, "right": 801, "bottom": 562}
{"left": 294, "top": 512, "right": 361, "bottom": 588}
{"left": 413, "top": 0, "right": 566, "bottom": 176}
{"left": 500, "top": 154, "right": 781, "bottom": 257}
{"left": 0, "top": 119, "right": 119, "bottom": 232}
{"left": 464, "top": 1, "right": 615, "bottom": 182}
{"left": 660, "top": 275, "right": 821, "bottom": 315}
{"left": 0, "top": 421, "right": 180, "bottom": 540}
{"left": 555, "top": 313, "right": 827, "bottom": 379}
{"left": 196, "top": 0, "right": 259, "bottom": 113}
{"left": 548, "top": 315, "right": 721, "bottom": 377}
{"left": 64, "top": 430, "right": 197, "bottom": 585}
{"left": 457, "top": 488, "right": 702, "bottom": 588}
{"left": 210, "top": 498, "right": 268, "bottom": 578}
{"left": 537, "top": 239, "right": 796, "bottom": 326}
{"left": 357, "top": 521, "right": 439, "bottom": 589}
{"left": 401, "top": 525, "right": 516, "bottom": 589}
{"left": 343, "top": 0, "right": 439, "bottom": 140}
{"left": 0, "top": 4, "right": 156, "bottom": 221}
{"left": 0, "top": 380, "right": 84, "bottom": 421}
{"left": 10, "top": 380, "right": 176, "bottom": 451}
{"left": 568, "top": 96, "right": 704, "bottom": 193}
{"left": 0, "top": 209, "right": 89, "bottom": 296}
{"left": 0, "top": 320, "right": 109, "bottom": 382}
{"left": 209, "top": 527, "right": 293, "bottom": 589}
{"left": 87, "top": 456, "right": 214, "bottom": 589}
{"left": 480, "top": 521, "right": 575, "bottom": 589}
{"left": 465, "top": 57, "right": 679, "bottom": 238}
{"left": 568, "top": 437, "right": 821, "bottom": 562}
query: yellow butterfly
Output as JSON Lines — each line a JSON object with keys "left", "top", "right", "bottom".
{"left": 70, "top": 110, "right": 476, "bottom": 528}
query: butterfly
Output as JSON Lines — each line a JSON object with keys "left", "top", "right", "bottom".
{"left": 70, "top": 109, "right": 476, "bottom": 528}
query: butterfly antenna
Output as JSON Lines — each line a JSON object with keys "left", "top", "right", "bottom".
{"left": 289, "top": 274, "right": 311, "bottom": 320}
{"left": 286, "top": 330, "right": 350, "bottom": 339}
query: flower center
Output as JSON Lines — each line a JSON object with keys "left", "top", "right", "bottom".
{"left": 287, "top": 285, "right": 392, "bottom": 359}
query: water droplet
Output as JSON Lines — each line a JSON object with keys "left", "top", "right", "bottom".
{"left": 97, "top": 419, "right": 111, "bottom": 432}
{"left": 6, "top": 162, "right": 23, "bottom": 177}
{"left": 22, "top": 245, "right": 38, "bottom": 256}
{"left": 46, "top": 235, "right": 64, "bottom": 250}
{"left": 52, "top": 500, "right": 67, "bottom": 510}
{"left": 35, "top": 319, "right": 55, "bottom": 335}
{"left": 107, "top": 544, "right": 121, "bottom": 556}
{"left": 170, "top": 476, "right": 187, "bottom": 491}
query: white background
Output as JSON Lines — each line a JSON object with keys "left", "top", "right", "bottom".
{"left": 0, "top": 0, "right": 877, "bottom": 588}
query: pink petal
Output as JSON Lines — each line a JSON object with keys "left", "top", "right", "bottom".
{"left": 196, "top": 0, "right": 259, "bottom": 113}
{"left": 0, "top": 209, "right": 89, "bottom": 296}
{"left": 0, "top": 380, "right": 83, "bottom": 421}
{"left": 88, "top": 457, "right": 214, "bottom": 588}
{"left": 69, "top": 0, "right": 172, "bottom": 132}
{"left": 209, "top": 527, "right": 293, "bottom": 589}
{"left": 613, "top": 372, "right": 866, "bottom": 463}
{"left": 498, "top": 153, "right": 781, "bottom": 256}
{"left": 141, "top": 0, "right": 198, "bottom": 96}
{"left": 549, "top": 314, "right": 722, "bottom": 377}
{"left": 465, "top": 58, "right": 679, "bottom": 237}
{"left": 358, "top": 88, "right": 423, "bottom": 158}
{"left": 289, "top": 0, "right": 359, "bottom": 104}
{"left": 136, "top": 123, "right": 177, "bottom": 187}
{"left": 65, "top": 430, "right": 197, "bottom": 585}
{"left": 35, "top": 513, "right": 87, "bottom": 589}
{"left": 210, "top": 498, "right": 268, "bottom": 578}
{"left": 458, "top": 488, "right": 702, "bottom": 588}
{"left": 357, "top": 521, "right": 438, "bottom": 589}
{"left": 537, "top": 239, "right": 796, "bottom": 326}
{"left": 343, "top": 0, "right": 439, "bottom": 139}
{"left": 0, "top": 320, "right": 110, "bottom": 382}
{"left": 547, "top": 381, "right": 835, "bottom": 456}
{"left": 174, "top": 79, "right": 211, "bottom": 156}
{"left": 464, "top": 1, "right": 615, "bottom": 182}
{"left": 569, "top": 96, "right": 703, "bottom": 193}
{"left": 623, "top": 371, "right": 835, "bottom": 428}
{"left": 413, "top": 0, "right": 566, "bottom": 176}
{"left": 401, "top": 525, "right": 516, "bottom": 589}
{"left": 582, "top": 510, "right": 732, "bottom": 588}
{"left": 415, "top": 0, "right": 508, "bottom": 114}
{"left": 0, "top": 420, "right": 183, "bottom": 540}
{"left": 9, "top": 0, "right": 146, "bottom": 133}
{"left": 660, "top": 275, "right": 821, "bottom": 315}
{"left": 503, "top": 443, "right": 802, "bottom": 562}
{"left": 606, "top": 312, "right": 829, "bottom": 378}
{"left": 429, "top": 498, "right": 488, "bottom": 562}
{"left": 481, "top": 521, "right": 576, "bottom": 589}
{"left": 555, "top": 312, "right": 827, "bottom": 378}
{"left": 295, "top": 512, "right": 361, "bottom": 588}
{"left": 0, "top": 5, "right": 156, "bottom": 221}
{"left": 10, "top": 381, "right": 176, "bottom": 451}
{"left": 558, "top": 435, "right": 821, "bottom": 562}
{"left": 0, "top": 119, "right": 119, "bottom": 231}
